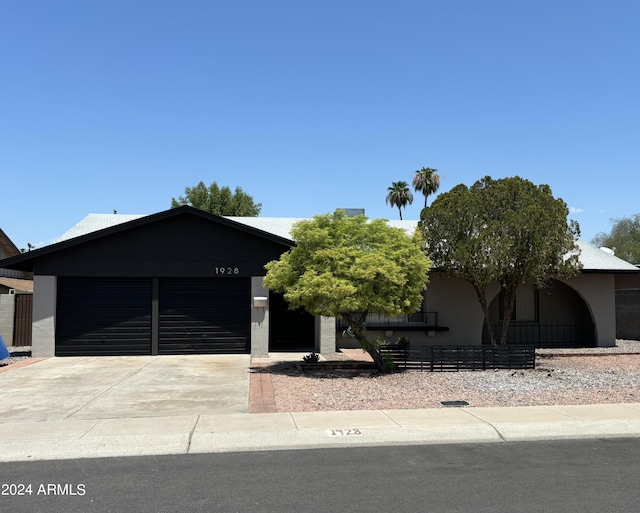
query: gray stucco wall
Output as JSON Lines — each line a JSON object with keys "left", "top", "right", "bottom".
{"left": 317, "top": 315, "right": 336, "bottom": 353}
{"left": 32, "top": 275, "right": 56, "bottom": 357}
{"left": 250, "top": 276, "right": 270, "bottom": 355}
{"left": 252, "top": 277, "right": 336, "bottom": 354}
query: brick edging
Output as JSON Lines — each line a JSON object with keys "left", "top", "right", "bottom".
{"left": 0, "top": 358, "right": 47, "bottom": 374}
{"left": 249, "top": 362, "right": 278, "bottom": 414}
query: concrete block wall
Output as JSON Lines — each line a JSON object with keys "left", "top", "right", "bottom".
{"left": 0, "top": 293, "right": 15, "bottom": 345}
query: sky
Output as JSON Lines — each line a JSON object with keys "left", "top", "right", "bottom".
{"left": 1, "top": 0, "right": 639, "bottom": 251}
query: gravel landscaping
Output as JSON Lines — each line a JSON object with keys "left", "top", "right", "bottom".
{"left": 5, "top": 342, "right": 640, "bottom": 412}
{"left": 267, "top": 340, "right": 640, "bottom": 412}
{"left": 0, "top": 346, "right": 32, "bottom": 367}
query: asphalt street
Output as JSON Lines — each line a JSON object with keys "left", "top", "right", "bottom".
{"left": 2, "top": 439, "right": 639, "bottom": 513}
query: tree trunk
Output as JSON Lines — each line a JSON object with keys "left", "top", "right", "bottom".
{"left": 344, "top": 311, "right": 388, "bottom": 372}
{"left": 499, "top": 284, "right": 518, "bottom": 346}
{"left": 358, "top": 334, "right": 387, "bottom": 372}
{"left": 472, "top": 283, "right": 496, "bottom": 346}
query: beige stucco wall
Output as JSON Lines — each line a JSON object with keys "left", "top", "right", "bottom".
{"left": 336, "top": 275, "right": 500, "bottom": 348}
{"left": 341, "top": 272, "right": 617, "bottom": 348}
{"left": 427, "top": 273, "right": 615, "bottom": 347}
{"left": 422, "top": 275, "right": 500, "bottom": 346}
{"left": 560, "top": 273, "right": 616, "bottom": 347}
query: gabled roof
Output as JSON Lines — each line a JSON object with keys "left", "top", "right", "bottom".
{"left": 226, "top": 217, "right": 304, "bottom": 240}
{"left": 0, "top": 206, "right": 294, "bottom": 272}
{"left": 55, "top": 213, "right": 146, "bottom": 242}
{"left": 54, "top": 214, "right": 420, "bottom": 243}
{"left": 574, "top": 239, "right": 639, "bottom": 273}
{"left": 0, "top": 228, "right": 20, "bottom": 258}
{"left": 227, "top": 217, "right": 419, "bottom": 239}
{"left": 2, "top": 209, "right": 638, "bottom": 274}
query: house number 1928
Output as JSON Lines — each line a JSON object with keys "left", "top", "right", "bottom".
{"left": 214, "top": 267, "right": 240, "bottom": 275}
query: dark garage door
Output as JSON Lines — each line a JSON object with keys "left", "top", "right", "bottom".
{"left": 158, "top": 278, "right": 250, "bottom": 354}
{"left": 56, "top": 277, "right": 153, "bottom": 356}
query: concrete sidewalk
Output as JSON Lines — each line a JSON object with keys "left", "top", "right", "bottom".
{"left": 2, "top": 354, "right": 640, "bottom": 462}
{"left": 2, "top": 403, "right": 640, "bottom": 462}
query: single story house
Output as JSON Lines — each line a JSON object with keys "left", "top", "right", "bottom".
{"left": 0, "top": 206, "right": 637, "bottom": 357}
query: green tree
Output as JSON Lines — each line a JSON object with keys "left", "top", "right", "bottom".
{"left": 412, "top": 167, "right": 441, "bottom": 208}
{"left": 171, "top": 181, "right": 262, "bottom": 216}
{"left": 420, "top": 176, "right": 582, "bottom": 346}
{"left": 263, "top": 210, "right": 432, "bottom": 371}
{"left": 385, "top": 181, "right": 413, "bottom": 220}
{"left": 592, "top": 214, "right": 640, "bottom": 265}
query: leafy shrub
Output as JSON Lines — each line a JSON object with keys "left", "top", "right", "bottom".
{"left": 303, "top": 352, "right": 320, "bottom": 363}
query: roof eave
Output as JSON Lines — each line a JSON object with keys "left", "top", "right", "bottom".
{"left": 0, "top": 206, "right": 294, "bottom": 272}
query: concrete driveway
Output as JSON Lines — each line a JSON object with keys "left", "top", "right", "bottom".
{"left": 0, "top": 355, "right": 251, "bottom": 422}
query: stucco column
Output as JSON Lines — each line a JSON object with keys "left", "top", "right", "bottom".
{"left": 250, "top": 276, "right": 269, "bottom": 354}
{"left": 316, "top": 315, "right": 337, "bottom": 354}
{"left": 32, "top": 275, "right": 56, "bottom": 357}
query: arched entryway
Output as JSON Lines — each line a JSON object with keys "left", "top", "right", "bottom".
{"left": 482, "top": 280, "right": 596, "bottom": 347}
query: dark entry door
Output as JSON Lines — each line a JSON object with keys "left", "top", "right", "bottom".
{"left": 268, "top": 291, "right": 315, "bottom": 352}
{"left": 56, "top": 277, "right": 153, "bottom": 356}
{"left": 158, "top": 278, "right": 250, "bottom": 354}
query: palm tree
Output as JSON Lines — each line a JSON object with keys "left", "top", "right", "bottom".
{"left": 386, "top": 181, "right": 413, "bottom": 220}
{"left": 412, "top": 167, "right": 441, "bottom": 208}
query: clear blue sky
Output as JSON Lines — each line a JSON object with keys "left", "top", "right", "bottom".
{"left": 2, "top": 0, "right": 638, "bottom": 251}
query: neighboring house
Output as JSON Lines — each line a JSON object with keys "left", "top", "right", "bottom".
{"left": 0, "top": 206, "right": 637, "bottom": 357}
{"left": 613, "top": 264, "right": 640, "bottom": 340}
{"left": 0, "top": 228, "right": 34, "bottom": 346}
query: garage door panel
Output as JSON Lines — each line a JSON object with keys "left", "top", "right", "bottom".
{"left": 56, "top": 278, "right": 152, "bottom": 356}
{"left": 56, "top": 277, "right": 249, "bottom": 356}
{"left": 158, "top": 278, "right": 250, "bottom": 354}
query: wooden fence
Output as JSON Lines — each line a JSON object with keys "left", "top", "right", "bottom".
{"left": 13, "top": 293, "right": 32, "bottom": 347}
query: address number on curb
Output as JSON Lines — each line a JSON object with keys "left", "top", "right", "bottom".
{"left": 329, "top": 428, "right": 362, "bottom": 436}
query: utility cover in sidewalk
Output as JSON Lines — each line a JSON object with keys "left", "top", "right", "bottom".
{"left": 441, "top": 400, "right": 469, "bottom": 407}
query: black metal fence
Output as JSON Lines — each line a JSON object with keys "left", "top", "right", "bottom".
{"left": 337, "top": 311, "right": 439, "bottom": 328}
{"left": 486, "top": 323, "right": 595, "bottom": 348}
{"left": 379, "top": 344, "right": 536, "bottom": 372}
